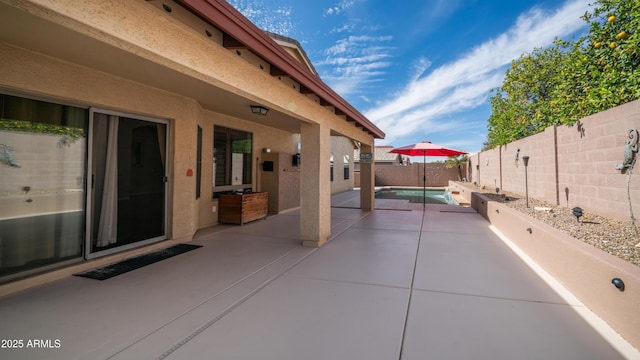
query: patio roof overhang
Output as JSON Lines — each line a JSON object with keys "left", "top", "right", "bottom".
{"left": 177, "top": 0, "right": 385, "bottom": 140}
{"left": 0, "top": 0, "right": 382, "bottom": 140}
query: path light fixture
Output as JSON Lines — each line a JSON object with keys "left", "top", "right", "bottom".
{"left": 522, "top": 156, "right": 530, "bottom": 208}
{"left": 250, "top": 105, "right": 269, "bottom": 115}
{"left": 572, "top": 207, "right": 583, "bottom": 223}
{"left": 495, "top": 187, "right": 500, "bottom": 194}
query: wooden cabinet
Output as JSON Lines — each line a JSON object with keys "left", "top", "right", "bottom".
{"left": 218, "top": 192, "right": 268, "bottom": 225}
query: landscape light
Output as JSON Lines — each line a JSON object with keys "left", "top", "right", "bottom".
{"left": 522, "top": 156, "right": 530, "bottom": 208}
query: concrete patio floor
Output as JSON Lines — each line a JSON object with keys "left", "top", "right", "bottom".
{"left": 0, "top": 191, "right": 636, "bottom": 359}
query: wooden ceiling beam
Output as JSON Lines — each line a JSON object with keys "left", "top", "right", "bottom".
{"left": 222, "top": 33, "right": 246, "bottom": 49}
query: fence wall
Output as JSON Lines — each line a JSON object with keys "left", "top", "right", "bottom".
{"left": 470, "top": 99, "right": 640, "bottom": 222}
{"left": 355, "top": 163, "right": 464, "bottom": 188}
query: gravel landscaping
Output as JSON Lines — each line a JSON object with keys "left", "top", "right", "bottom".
{"left": 476, "top": 187, "right": 640, "bottom": 268}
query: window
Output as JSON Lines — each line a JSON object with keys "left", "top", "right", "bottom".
{"left": 330, "top": 153, "right": 334, "bottom": 182}
{"left": 213, "top": 126, "right": 252, "bottom": 191}
{"left": 196, "top": 126, "right": 202, "bottom": 199}
{"left": 343, "top": 155, "right": 350, "bottom": 180}
{"left": 0, "top": 94, "right": 88, "bottom": 278}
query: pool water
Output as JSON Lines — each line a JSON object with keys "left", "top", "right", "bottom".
{"left": 375, "top": 188, "right": 459, "bottom": 205}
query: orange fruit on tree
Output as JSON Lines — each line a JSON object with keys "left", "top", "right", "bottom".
{"left": 594, "top": 42, "right": 602, "bottom": 48}
{"left": 608, "top": 15, "right": 616, "bottom": 22}
{"left": 617, "top": 31, "right": 629, "bottom": 39}
{"left": 609, "top": 42, "right": 617, "bottom": 48}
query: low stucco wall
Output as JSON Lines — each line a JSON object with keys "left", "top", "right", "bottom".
{"left": 464, "top": 186, "right": 640, "bottom": 350}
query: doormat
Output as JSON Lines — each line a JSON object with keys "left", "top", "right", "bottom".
{"left": 74, "top": 244, "right": 202, "bottom": 280}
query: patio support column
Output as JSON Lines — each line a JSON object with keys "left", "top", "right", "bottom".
{"left": 300, "top": 122, "right": 331, "bottom": 247}
{"left": 359, "top": 143, "right": 375, "bottom": 211}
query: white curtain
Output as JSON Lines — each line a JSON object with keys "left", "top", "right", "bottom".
{"left": 96, "top": 116, "right": 118, "bottom": 247}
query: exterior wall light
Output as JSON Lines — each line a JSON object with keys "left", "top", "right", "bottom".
{"left": 250, "top": 105, "right": 269, "bottom": 115}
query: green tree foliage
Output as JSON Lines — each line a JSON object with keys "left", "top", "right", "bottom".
{"left": 486, "top": 0, "right": 640, "bottom": 148}
{"left": 487, "top": 45, "right": 569, "bottom": 146}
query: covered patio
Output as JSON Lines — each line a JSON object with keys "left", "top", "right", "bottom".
{"left": 0, "top": 191, "right": 633, "bottom": 360}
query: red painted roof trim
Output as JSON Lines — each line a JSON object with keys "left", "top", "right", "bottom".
{"left": 177, "top": 0, "right": 385, "bottom": 139}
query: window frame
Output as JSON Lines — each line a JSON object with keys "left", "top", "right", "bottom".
{"left": 212, "top": 125, "right": 253, "bottom": 196}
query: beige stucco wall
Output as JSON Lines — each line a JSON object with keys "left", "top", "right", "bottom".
{"left": 0, "top": 42, "right": 307, "bottom": 240}
{"left": 0, "top": 42, "right": 197, "bottom": 241}
{"left": 198, "top": 111, "right": 300, "bottom": 226}
{"left": 330, "top": 136, "right": 355, "bottom": 194}
{"left": 260, "top": 152, "right": 301, "bottom": 213}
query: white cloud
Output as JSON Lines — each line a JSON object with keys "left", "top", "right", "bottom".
{"left": 319, "top": 35, "right": 395, "bottom": 98}
{"left": 409, "top": 57, "right": 432, "bottom": 83}
{"left": 331, "top": 23, "right": 356, "bottom": 34}
{"left": 325, "top": 0, "right": 357, "bottom": 16}
{"left": 366, "top": 0, "right": 591, "bottom": 145}
{"left": 227, "top": 0, "right": 294, "bottom": 36}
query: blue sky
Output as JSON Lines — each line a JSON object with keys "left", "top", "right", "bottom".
{"left": 228, "top": 0, "right": 592, "bottom": 160}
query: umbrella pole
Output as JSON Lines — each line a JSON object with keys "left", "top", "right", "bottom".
{"left": 423, "top": 152, "right": 426, "bottom": 210}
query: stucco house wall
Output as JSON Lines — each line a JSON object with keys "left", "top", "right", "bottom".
{"left": 331, "top": 136, "right": 355, "bottom": 194}
{"left": 0, "top": 0, "right": 383, "bottom": 282}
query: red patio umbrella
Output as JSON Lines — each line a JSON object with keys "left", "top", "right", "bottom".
{"left": 390, "top": 141, "right": 467, "bottom": 209}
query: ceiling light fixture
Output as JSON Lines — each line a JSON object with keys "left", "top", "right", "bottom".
{"left": 250, "top": 105, "right": 269, "bottom": 116}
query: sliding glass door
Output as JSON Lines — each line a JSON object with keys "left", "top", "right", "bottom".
{"left": 0, "top": 94, "right": 87, "bottom": 279}
{"left": 87, "top": 109, "right": 167, "bottom": 258}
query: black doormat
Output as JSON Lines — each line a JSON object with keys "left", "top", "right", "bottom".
{"left": 74, "top": 244, "right": 202, "bottom": 281}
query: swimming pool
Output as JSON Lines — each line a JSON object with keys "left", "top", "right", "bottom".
{"left": 375, "top": 187, "right": 459, "bottom": 205}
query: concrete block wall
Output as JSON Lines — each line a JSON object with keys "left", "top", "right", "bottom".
{"left": 472, "top": 146, "right": 501, "bottom": 191}
{"left": 357, "top": 163, "right": 462, "bottom": 187}
{"left": 556, "top": 103, "right": 640, "bottom": 218}
{"left": 498, "top": 126, "right": 558, "bottom": 203}
{"left": 474, "top": 99, "right": 640, "bottom": 222}
{"left": 0, "top": 132, "right": 86, "bottom": 194}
